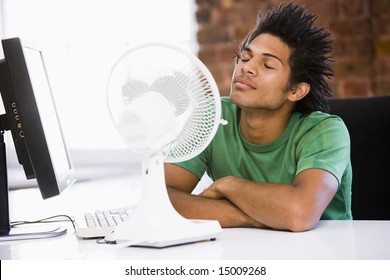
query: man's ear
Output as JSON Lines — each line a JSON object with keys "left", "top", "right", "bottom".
{"left": 287, "top": 82, "right": 310, "bottom": 102}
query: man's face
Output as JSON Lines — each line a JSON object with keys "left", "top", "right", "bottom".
{"left": 230, "top": 33, "right": 293, "bottom": 112}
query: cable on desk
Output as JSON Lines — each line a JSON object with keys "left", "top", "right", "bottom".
{"left": 96, "top": 236, "right": 153, "bottom": 247}
{"left": 10, "top": 214, "right": 76, "bottom": 231}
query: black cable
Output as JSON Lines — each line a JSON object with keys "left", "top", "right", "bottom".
{"left": 10, "top": 214, "right": 76, "bottom": 231}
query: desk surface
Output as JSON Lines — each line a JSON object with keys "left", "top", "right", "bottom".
{"left": 1, "top": 174, "right": 390, "bottom": 260}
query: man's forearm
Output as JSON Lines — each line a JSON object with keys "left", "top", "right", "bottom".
{"left": 203, "top": 170, "right": 338, "bottom": 232}
{"left": 167, "top": 186, "right": 266, "bottom": 228}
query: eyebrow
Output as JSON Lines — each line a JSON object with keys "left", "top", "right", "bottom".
{"left": 243, "top": 46, "right": 284, "bottom": 66}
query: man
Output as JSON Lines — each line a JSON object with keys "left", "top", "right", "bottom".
{"left": 165, "top": 3, "right": 352, "bottom": 232}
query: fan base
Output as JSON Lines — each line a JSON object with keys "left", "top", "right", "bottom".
{"left": 103, "top": 151, "right": 222, "bottom": 248}
{"left": 106, "top": 219, "right": 221, "bottom": 248}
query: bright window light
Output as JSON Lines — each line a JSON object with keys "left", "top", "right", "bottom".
{"left": 2, "top": 0, "right": 198, "bottom": 154}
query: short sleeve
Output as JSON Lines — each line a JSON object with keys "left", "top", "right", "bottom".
{"left": 173, "top": 148, "right": 209, "bottom": 180}
{"left": 296, "top": 117, "right": 351, "bottom": 185}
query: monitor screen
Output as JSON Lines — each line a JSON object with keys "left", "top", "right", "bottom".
{"left": 0, "top": 37, "right": 76, "bottom": 235}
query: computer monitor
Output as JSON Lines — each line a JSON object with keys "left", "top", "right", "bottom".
{"left": 0, "top": 37, "right": 76, "bottom": 236}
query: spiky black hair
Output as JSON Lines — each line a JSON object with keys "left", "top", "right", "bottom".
{"left": 241, "top": 3, "right": 334, "bottom": 113}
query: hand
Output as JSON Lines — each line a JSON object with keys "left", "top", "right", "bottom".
{"left": 198, "top": 176, "right": 268, "bottom": 229}
{"left": 199, "top": 176, "right": 235, "bottom": 200}
{"left": 199, "top": 184, "right": 221, "bottom": 199}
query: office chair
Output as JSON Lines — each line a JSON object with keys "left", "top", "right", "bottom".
{"left": 328, "top": 96, "right": 390, "bottom": 220}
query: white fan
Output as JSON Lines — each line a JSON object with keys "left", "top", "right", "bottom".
{"left": 105, "top": 43, "right": 226, "bottom": 248}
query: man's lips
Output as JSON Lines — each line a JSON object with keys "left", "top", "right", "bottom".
{"left": 233, "top": 77, "right": 256, "bottom": 89}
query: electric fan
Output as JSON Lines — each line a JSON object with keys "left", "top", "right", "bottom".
{"left": 105, "top": 43, "right": 226, "bottom": 248}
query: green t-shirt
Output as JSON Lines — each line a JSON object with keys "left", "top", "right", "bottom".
{"left": 175, "top": 97, "right": 352, "bottom": 220}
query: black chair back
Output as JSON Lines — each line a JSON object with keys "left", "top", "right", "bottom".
{"left": 328, "top": 96, "right": 390, "bottom": 220}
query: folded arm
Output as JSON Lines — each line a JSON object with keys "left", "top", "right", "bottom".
{"left": 165, "top": 163, "right": 266, "bottom": 228}
{"left": 165, "top": 163, "right": 338, "bottom": 232}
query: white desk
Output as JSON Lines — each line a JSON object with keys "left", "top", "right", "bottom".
{"left": 1, "top": 174, "right": 390, "bottom": 260}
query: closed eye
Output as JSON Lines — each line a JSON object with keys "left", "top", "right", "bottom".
{"left": 234, "top": 53, "right": 250, "bottom": 62}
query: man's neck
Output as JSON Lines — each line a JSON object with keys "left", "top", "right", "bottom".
{"left": 239, "top": 108, "right": 293, "bottom": 145}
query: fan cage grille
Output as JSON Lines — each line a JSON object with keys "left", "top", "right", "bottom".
{"left": 107, "top": 43, "right": 221, "bottom": 163}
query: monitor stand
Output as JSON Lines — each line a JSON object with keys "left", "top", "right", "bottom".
{"left": 0, "top": 131, "right": 67, "bottom": 241}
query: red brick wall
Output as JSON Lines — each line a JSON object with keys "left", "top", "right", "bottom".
{"left": 195, "top": 0, "right": 390, "bottom": 98}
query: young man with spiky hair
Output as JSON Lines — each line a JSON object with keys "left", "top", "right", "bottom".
{"left": 165, "top": 3, "right": 352, "bottom": 232}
